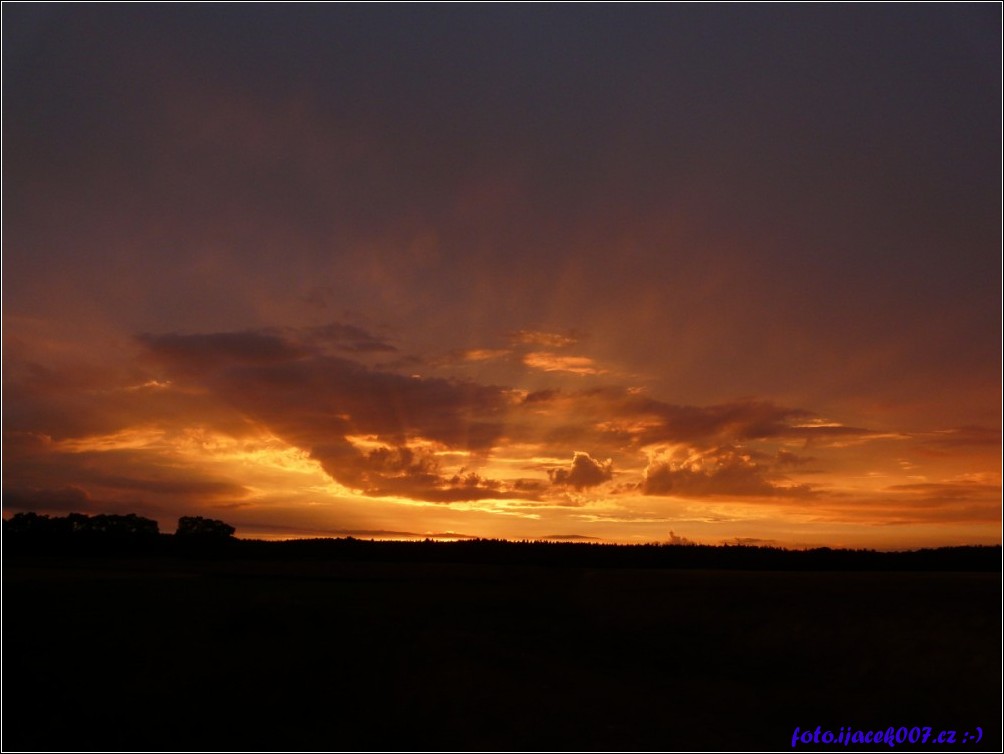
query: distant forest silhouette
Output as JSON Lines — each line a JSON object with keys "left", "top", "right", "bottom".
{"left": 3, "top": 511, "right": 998, "bottom": 571}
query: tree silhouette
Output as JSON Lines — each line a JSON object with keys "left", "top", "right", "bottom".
{"left": 84, "top": 513, "right": 159, "bottom": 537}
{"left": 175, "top": 516, "right": 235, "bottom": 539}
{"left": 4, "top": 511, "right": 158, "bottom": 538}
{"left": 4, "top": 511, "right": 62, "bottom": 535}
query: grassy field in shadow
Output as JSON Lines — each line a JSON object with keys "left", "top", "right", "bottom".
{"left": 3, "top": 549, "right": 999, "bottom": 751}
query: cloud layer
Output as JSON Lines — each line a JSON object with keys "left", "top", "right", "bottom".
{"left": 2, "top": 319, "right": 999, "bottom": 545}
{"left": 549, "top": 452, "right": 614, "bottom": 490}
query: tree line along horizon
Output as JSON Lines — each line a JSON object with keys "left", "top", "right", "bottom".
{"left": 3, "top": 509, "right": 999, "bottom": 573}
{"left": 4, "top": 511, "right": 235, "bottom": 538}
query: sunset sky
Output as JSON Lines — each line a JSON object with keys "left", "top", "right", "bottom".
{"left": 3, "top": 5, "right": 1000, "bottom": 548}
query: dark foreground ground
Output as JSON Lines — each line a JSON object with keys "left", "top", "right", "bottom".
{"left": 3, "top": 552, "right": 1000, "bottom": 751}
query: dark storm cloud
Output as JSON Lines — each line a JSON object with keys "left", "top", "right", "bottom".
{"left": 137, "top": 331, "right": 309, "bottom": 369}
{"left": 290, "top": 438, "right": 533, "bottom": 503}
{"left": 521, "top": 387, "right": 873, "bottom": 448}
{"left": 140, "top": 328, "right": 507, "bottom": 440}
{"left": 3, "top": 5, "right": 997, "bottom": 431}
{"left": 313, "top": 443, "right": 510, "bottom": 502}
{"left": 137, "top": 329, "right": 528, "bottom": 501}
{"left": 219, "top": 358, "right": 509, "bottom": 451}
{"left": 5, "top": 6, "right": 996, "bottom": 320}
{"left": 548, "top": 452, "right": 614, "bottom": 490}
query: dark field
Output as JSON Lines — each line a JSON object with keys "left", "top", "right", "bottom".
{"left": 3, "top": 555, "right": 1000, "bottom": 751}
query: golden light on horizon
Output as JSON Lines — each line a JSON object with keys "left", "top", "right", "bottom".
{"left": 4, "top": 359, "right": 997, "bottom": 548}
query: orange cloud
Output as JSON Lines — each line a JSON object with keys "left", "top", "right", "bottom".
{"left": 548, "top": 452, "right": 614, "bottom": 490}
{"left": 523, "top": 352, "right": 606, "bottom": 375}
{"left": 515, "top": 387, "right": 874, "bottom": 451}
{"left": 508, "top": 329, "right": 579, "bottom": 348}
{"left": 641, "top": 446, "right": 815, "bottom": 499}
{"left": 459, "top": 348, "right": 511, "bottom": 362}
